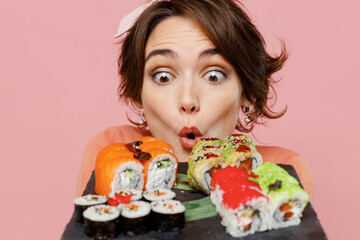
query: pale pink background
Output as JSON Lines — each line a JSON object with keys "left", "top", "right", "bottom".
{"left": 1, "top": 0, "right": 359, "bottom": 239}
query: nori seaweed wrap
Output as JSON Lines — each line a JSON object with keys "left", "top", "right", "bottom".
{"left": 83, "top": 204, "right": 120, "bottom": 239}
{"left": 120, "top": 200, "right": 151, "bottom": 236}
{"left": 73, "top": 194, "right": 107, "bottom": 224}
{"left": 151, "top": 199, "right": 185, "bottom": 232}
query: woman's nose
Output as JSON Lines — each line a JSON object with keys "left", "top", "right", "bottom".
{"left": 180, "top": 104, "right": 199, "bottom": 113}
{"left": 178, "top": 76, "right": 200, "bottom": 114}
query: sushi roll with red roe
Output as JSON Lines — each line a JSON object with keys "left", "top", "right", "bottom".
{"left": 83, "top": 204, "right": 120, "bottom": 239}
{"left": 210, "top": 167, "right": 269, "bottom": 237}
{"left": 151, "top": 199, "right": 185, "bottom": 232}
{"left": 73, "top": 194, "right": 107, "bottom": 224}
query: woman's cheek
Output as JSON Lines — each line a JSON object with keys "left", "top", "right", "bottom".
{"left": 205, "top": 91, "right": 241, "bottom": 130}
{"left": 142, "top": 87, "right": 175, "bottom": 125}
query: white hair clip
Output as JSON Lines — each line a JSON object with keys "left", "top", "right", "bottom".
{"left": 114, "top": 0, "right": 170, "bottom": 38}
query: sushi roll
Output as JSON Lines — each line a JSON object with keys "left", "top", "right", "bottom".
{"left": 83, "top": 204, "right": 120, "bottom": 239}
{"left": 110, "top": 160, "right": 144, "bottom": 191}
{"left": 142, "top": 148, "right": 178, "bottom": 190}
{"left": 139, "top": 137, "right": 175, "bottom": 154}
{"left": 190, "top": 137, "right": 224, "bottom": 155}
{"left": 108, "top": 189, "right": 143, "bottom": 207}
{"left": 187, "top": 146, "right": 224, "bottom": 195}
{"left": 130, "top": 136, "right": 175, "bottom": 154}
{"left": 222, "top": 138, "right": 262, "bottom": 171}
{"left": 95, "top": 137, "right": 177, "bottom": 196}
{"left": 143, "top": 189, "right": 176, "bottom": 202}
{"left": 95, "top": 153, "right": 144, "bottom": 196}
{"left": 123, "top": 137, "right": 178, "bottom": 190}
{"left": 120, "top": 200, "right": 152, "bottom": 236}
{"left": 253, "top": 162, "right": 309, "bottom": 229}
{"left": 186, "top": 134, "right": 262, "bottom": 194}
{"left": 151, "top": 199, "right": 185, "bottom": 232}
{"left": 224, "top": 133, "right": 255, "bottom": 145}
{"left": 95, "top": 143, "right": 127, "bottom": 169}
{"left": 210, "top": 167, "right": 269, "bottom": 237}
{"left": 73, "top": 194, "right": 107, "bottom": 224}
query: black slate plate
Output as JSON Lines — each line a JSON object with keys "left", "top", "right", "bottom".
{"left": 62, "top": 163, "right": 327, "bottom": 240}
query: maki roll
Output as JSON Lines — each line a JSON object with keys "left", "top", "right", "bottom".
{"left": 190, "top": 137, "right": 224, "bottom": 155}
{"left": 186, "top": 134, "right": 262, "bottom": 194}
{"left": 187, "top": 146, "right": 224, "bottom": 194}
{"left": 95, "top": 154, "right": 144, "bottom": 196}
{"left": 109, "top": 189, "right": 142, "bottom": 201}
{"left": 138, "top": 137, "right": 175, "bottom": 154}
{"left": 210, "top": 167, "right": 269, "bottom": 237}
{"left": 224, "top": 133, "right": 255, "bottom": 145}
{"left": 83, "top": 204, "right": 120, "bottom": 239}
{"left": 222, "top": 136, "right": 262, "bottom": 171}
{"left": 142, "top": 148, "right": 178, "bottom": 190}
{"left": 95, "top": 137, "right": 177, "bottom": 196}
{"left": 123, "top": 137, "right": 178, "bottom": 190}
{"left": 108, "top": 189, "right": 143, "bottom": 207}
{"left": 120, "top": 200, "right": 152, "bottom": 236}
{"left": 73, "top": 194, "right": 107, "bottom": 224}
{"left": 253, "top": 162, "right": 309, "bottom": 229}
{"left": 143, "top": 189, "right": 176, "bottom": 202}
{"left": 151, "top": 199, "right": 185, "bottom": 232}
{"left": 95, "top": 143, "right": 127, "bottom": 169}
{"left": 187, "top": 137, "right": 225, "bottom": 194}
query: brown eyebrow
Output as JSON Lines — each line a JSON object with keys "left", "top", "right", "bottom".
{"left": 145, "top": 49, "right": 177, "bottom": 63}
{"left": 145, "top": 48, "right": 220, "bottom": 63}
{"left": 198, "top": 48, "right": 220, "bottom": 58}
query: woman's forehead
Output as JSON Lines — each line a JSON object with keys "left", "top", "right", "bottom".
{"left": 145, "top": 16, "right": 216, "bottom": 57}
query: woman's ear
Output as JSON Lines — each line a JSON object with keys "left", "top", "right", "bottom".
{"left": 240, "top": 96, "right": 250, "bottom": 109}
{"left": 131, "top": 99, "right": 143, "bottom": 109}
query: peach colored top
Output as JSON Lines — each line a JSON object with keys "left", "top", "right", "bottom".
{"left": 76, "top": 125, "right": 314, "bottom": 201}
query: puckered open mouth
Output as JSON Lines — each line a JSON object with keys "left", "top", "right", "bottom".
{"left": 179, "top": 126, "right": 202, "bottom": 150}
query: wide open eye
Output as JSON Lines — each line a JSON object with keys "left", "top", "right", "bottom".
{"left": 204, "top": 70, "right": 225, "bottom": 83}
{"left": 153, "top": 72, "right": 173, "bottom": 84}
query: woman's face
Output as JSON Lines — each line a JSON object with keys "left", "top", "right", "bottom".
{"left": 141, "top": 16, "right": 243, "bottom": 161}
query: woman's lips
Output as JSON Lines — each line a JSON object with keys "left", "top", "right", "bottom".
{"left": 179, "top": 126, "right": 202, "bottom": 150}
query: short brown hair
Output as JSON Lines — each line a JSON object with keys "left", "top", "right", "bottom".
{"left": 117, "top": 0, "right": 288, "bottom": 132}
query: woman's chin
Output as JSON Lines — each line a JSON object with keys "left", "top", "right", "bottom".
{"left": 173, "top": 146, "right": 192, "bottom": 162}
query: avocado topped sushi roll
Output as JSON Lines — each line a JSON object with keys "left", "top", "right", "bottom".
{"left": 187, "top": 134, "right": 262, "bottom": 194}
{"left": 187, "top": 146, "right": 224, "bottom": 194}
{"left": 222, "top": 136, "right": 262, "bottom": 171}
{"left": 253, "top": 162, "right": 309, "bottom": 229}
{"left": 190, "top": 137, "right": 224, "bottom": 155}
